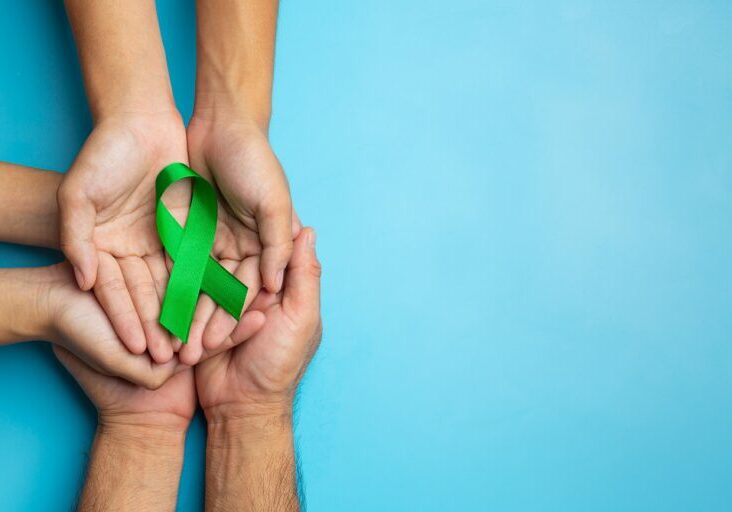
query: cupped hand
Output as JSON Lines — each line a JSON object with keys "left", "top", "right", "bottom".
{"left": 195, "top": 228, "right": 322, "bottom": 421}
{"left": 43, "top": 262, "right": 265, "bottom": 390}
{"left": 187, "top": 116, "right": 300, "bottom": 297}
{"left": 58, "top": 112, "right": 263, "bottom": 365}
{"left": 58, "top": 111, "right": 186, "bottom": 363}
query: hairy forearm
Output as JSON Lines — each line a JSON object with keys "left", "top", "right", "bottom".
{"left": 64, "top": 0, "right": 175, "bottom": 120}
{"left": 0, "top": 162, "right": 61, "bottom": 248}
{"left": 205, "top": 412, "right": 299, "bottom": 511}
{"left": 79, "top": 424, "right": 185, "bottom": 512}
{"left": 194, "top": 0, "right": 278, "bottom": 127}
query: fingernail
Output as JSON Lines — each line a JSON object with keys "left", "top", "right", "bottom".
{"left": 308, "top": 229, "right": 316, "bottom": 248}
{"left": 276, "top": 269, "right": 284, "bottom": 290}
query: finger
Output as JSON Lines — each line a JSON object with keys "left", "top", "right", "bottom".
{"left": 57, "top": 184, "right": 98, "bottom": 290}
{"left": 186, "top": 294, "right": 216, "bottom": 351}
{"left": 257, "top": 198, "right": 294, "bottom": 293}
{"left": 200, "top": 310, "right": 267, "bottom": 363}
{"left": 282, "top": 227, "right": 321, "bottom": 315}
{"left": 201, "top": 257, "right": 260, "bottom": 351}
{"left": 178, "top": 293, "right": 214, "bottom": 366}
{"left": 145, "top": 254, "right": 183, "bottom": 353}
{"left": 292, "top": 208, "right": 303, "bottom": 238}
{"left": 248, "top": 288, "right": 281, "bottom": 313}
{"left": 229, "top": 310, "right": 267, "bottom": 344}
{"left": 117, "top": 356, "right": 177, "bottom": 390}
{"left": 120, "top": 257, "right": 173, "bottom": 364}
{"left": 94, "top": 253, "right": 146, "bottom": 355}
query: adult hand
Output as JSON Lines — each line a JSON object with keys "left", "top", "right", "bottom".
{"left": 58, "top": 111, "right": 187, "bottom": 362}
{"left": 54, "top": 344, "right": 194, "bottom": 511}
{"left": 188, "top": 116, "right": 299, "bottom": 296}
{"left": 195, "top": 228, "right": 320, "bottom": 511}
{"left": 196, "top": 227, "right": 321, "bottom": 421}
{"left": 190, "top": 0, "right": 299, "bottom": 296}
{"left": 54, "top": 345, "right": 196, "bottom": 433}
{"left": 42, "top": 262, "right": 265, "bottom": 389}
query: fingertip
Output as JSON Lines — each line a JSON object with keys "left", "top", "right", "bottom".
{"left": 178, "top": 340, "right": 202, "bottom": 366}
{"left": 261, "top": 239, "right": 294, "bottom": 293}
{"left": 262, "top": 266, "right": 284, "bottom": 294}
{"left": 121, "top": 331, "right": 147, "bottom": 356}
{"left": 149, "top": 340, "right": 174, "bottom": 364}
{"left": 231, "top": 310, "right": 266, "bottom": 342}
{"left": 72, "top": 253, "right": 98, "bottom": 291}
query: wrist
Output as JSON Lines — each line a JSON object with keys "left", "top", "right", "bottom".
{"left": 97, "top": 417, "right": 188, "bottom": 453}
{"left": 0, "top": 266, "right": 59, "bottom": 342}
{"left": 93, "top": 107, "right": 184, "bottom": 135}
{"left": 91, "top": 94, "right": 179, "bottom": 124}
{"left": 205, "top": 400, "right": 293, "bottom": 448}
{"left": 192, "top": 89, "right": 271, "bottom": 132}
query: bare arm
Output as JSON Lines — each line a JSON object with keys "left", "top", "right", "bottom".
{"left": 197, "top": 228, "right": 322, "bottom": 511}
{"left": 63, "top": 0, "right": 175, "bottom": 120}
{"left": 189, "top": 0, "right": 296, "bottom": 296}
{"left": 194, "top": 0, "right": 278, "bottom": 127}
{"left": 79, "top": 424, "right": 185, "bottom": 512}
{"left": 0, "top": 162, "right": 61, "bottom": 248}
{"left": 206, "top": 413, "right": 299, "bottom": 511}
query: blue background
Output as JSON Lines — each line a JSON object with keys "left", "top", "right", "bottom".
{"left": 1, "top": 1, "right": 731, "bottom": 510}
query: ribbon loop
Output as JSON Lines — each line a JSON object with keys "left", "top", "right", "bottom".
{"left": 156, "top": 163, "right": 248, "bottom": 342}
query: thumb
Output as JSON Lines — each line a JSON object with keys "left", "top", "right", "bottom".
{"left": 283, "top": 227, "right": 321, "bottom": 316}
{"left": 256, "top": 199, "right": 294, "bottom": 294}
{"left": 57, "top": 185, "right": 98, "bottom": 290}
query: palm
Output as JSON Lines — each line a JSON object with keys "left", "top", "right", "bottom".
{"left": 195, "top": 232, "right": 322, "bottom": 413}
{"left": 187, "top": 116, "right": 297, "bottom": 294}
{"left": 88, "top": 369, "right": 195, "bottom": 422}
{"left": 55, "top": 341, "right": 196, "bottom": 428}
{"left": 187, "top": 118, "right": 288, "bottom": 230}
{"left": 61, "top": 114, "right": 264, "bottom": 364}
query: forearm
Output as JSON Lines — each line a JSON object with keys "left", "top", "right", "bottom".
{"left": 0, "top": 266, "right": 53, "bottom": 344}
{"left": 194, "top": 0, "right": 278, "bottom": 127}
{"left": 79, "top": 423, "right": 185, "bottom": 512}
{"left": 0, "top": 162, "right": 61, "bottom": 248}
{"left": 205, "top": 411, "right": 299, "bottom": 511}
{"left": 64, "top": 0, "right": 175, "bottom": 121}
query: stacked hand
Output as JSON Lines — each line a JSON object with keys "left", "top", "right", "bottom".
{"left": 58, "top": 112, "right": 269, "bottom": 367}
{"left": 40, "top": 1, "right": 317, "bottom": 507}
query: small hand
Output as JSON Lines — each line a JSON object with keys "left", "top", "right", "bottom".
{"left": 42, "top": 262, "right": 265, "bottom": 389}
{"left": 196, "top": 228, "right": 321, "bottom": 421}
{"left": 187, "top": 116, "right": 300, "bottom": 297}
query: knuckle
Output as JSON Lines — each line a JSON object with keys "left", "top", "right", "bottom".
{"left": 260, "top": 197, "right": 291, "bottom": 217}
{"left": 306, "top": 260, "right": 322, "bottom": 279}
{"left": 98, "top": 277, "right": 128, "bottom": 294}
{"left": 127, "top": 281, "right": 158, "bottom": 300}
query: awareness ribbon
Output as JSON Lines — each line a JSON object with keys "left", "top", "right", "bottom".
{"left": 156, "top": 162, "right": 248, "bottom": 342}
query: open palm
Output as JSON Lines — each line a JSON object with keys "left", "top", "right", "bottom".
{"left": 59, "top": 113, "right": 263, "bottom": 365}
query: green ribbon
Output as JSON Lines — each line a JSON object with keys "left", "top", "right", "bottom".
{"left": 155, "top": 162, "right": 248, "bottom": 342}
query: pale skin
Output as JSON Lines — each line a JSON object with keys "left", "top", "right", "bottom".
{"left": 0, "top": 162, "right": 264, "bottom": 386}
{"left": 54, "top": 229, "right": 321, "bottom": 511}
{"left": 60, "top": 0, "right": 297, "bottom": 364}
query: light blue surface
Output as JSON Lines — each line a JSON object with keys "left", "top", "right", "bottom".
{"left": 1, "top": 1, "right": 731, "bottom": 510}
